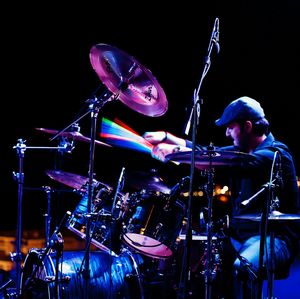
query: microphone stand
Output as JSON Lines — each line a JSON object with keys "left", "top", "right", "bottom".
{"left": 177, "top": 17, "right": 220, "bottom": 299}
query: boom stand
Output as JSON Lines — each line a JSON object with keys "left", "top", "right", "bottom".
{"left": 79, "top": 93, "right": 113, "bottom": 299}
{"left": 177, "top": 17, "right": 220, "bottom": 299}
{"left": 48, "top": 88, "right": 114, "bottom": 299}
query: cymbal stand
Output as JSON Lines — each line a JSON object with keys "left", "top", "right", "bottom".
{"left": 11, "top": 139, "right": 26, "bottom": 297}
{"left": 81, "top": 91, "right": 115, "bottom": 299}
{"left": 178, "top": 17, "right": 220, "bottom": 299}
{"left": 11, "top": 139, "right": 74, "bottom": 296}
{"left": 48, "top": 87, "right": 114, "bottom": 299}
{"left": 203, "top": 147, "right": 215, "bottom": 299}
{"left": 43, "top": 186, "right": 52, "bottom": 247}
{"left": 22, "top": 185, "right": 54, "bottom": 247}
{"left": 257, "top": 152, "right": 281, "bottom": 299}
{"left": 240, "top": 151, "right": 280, "bottom": 299}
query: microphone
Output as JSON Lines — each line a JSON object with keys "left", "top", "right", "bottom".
{"left": 170, "top": 176, "right": 190, "bottom": 197}
{"left": 111, "top": 167, "right": 125, "bottom": 215}
{"left": 213, "top": 18, "right": 220, "bottom": 54}
{"left": 118, "top": 166, "right": 126, "bottom": 190}
{"left": 213, "top": 17, "right": 220, "bottom": 54}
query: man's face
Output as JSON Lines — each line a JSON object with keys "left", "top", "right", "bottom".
{"left": 225, "top": 122, "right": 248, "bottom": 150}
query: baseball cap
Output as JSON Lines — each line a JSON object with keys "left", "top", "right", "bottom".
{"left": 215, "top": 96, "right": 265, "bottom": 126}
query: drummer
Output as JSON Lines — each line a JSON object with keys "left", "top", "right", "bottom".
{"left": 143, "top": 96, "right": 300, "bottom": 298}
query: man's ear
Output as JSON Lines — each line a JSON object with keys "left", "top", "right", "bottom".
{"left": 244, "top": 120, "right": 253, "bottom": 133}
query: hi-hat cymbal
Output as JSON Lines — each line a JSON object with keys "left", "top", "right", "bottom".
{"left": 89, "top": 43, "right": 168, "bottom": 117}
{"left": 36, "top": 128, "right": 111, "bottom": 147}
{"left": 234, "top": 211, "right": 300, "bottom": 222}
{"left": 165, "top": 149, "right": 256, "bottom": 169}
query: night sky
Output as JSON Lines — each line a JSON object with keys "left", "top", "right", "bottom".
{"left": 1, "top": 1, "right": 300, "bottom": 233}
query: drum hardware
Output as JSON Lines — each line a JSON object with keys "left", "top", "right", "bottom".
{"left": 66, "top": 180, "right": 128, "bottom": 256}
{"left": 0, "top": 278, "right": 15, "bottom": 299}
{"left": 11, "top": 139, "right": 76, "bottom": 297}
{"left": 43, "top": 186, "right": 52, "bottom": 247}
{"left": 111, "top": 167, "right": 126, "bottom": 216}
{"left": 45, "top": 169, "right": 102, "bottom": 193}
{"left": 21, "top": 211, "right": 71, "bottom": 298}
{"left": 16, "top": 43, "right": 167, "bottom": 297}
{"left": 20, "top": 249, "right": 144, "bottom": 299}
{"left": 89, "top": 43, "right": 168, "bottom": 117}
{"left": 35, "top": 126, "right": 112, "bottom": 148}
{"left": 47, "top": 41, "right": 169, "bottom": 291}
{"left": 122, "top": 189, "right": 185, "bottom": 260}
{"left": 233, "top": 151, "right": 300, "bottom": 299}
{"left": 164, "top": 18, "right": 223, "bottom": 299}
{"left": 124, "top": 169, "right": 171, "bottom": 194}
{"left": 166, "top": 149, "right": 256, "bottom": 299}
{"left": 43, "top": 275, "right": 71, "bottom": 283}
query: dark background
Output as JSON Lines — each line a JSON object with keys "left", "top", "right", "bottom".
{"left": 1, "top": 1, "right": 300, "bottom": 232}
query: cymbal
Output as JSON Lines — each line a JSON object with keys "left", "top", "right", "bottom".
{"left": 125, "top": 169, "right": 171, "bottom": 194}
{"left": 234, "top": 211, "right": 300, "bottom": 221}
{"left": 36, "top": 128, "right": 111, "bottom": 147}
{"left": 89, "top": 43, "right": 168, "bottom": 117}
{"left": 45, "top": 170, "right": 95, "bottom": 190}
{"left": 165, "top": 149, "right": 256, "bottom": 169}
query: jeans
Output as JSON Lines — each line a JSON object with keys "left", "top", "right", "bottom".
{"left": 231, "top": 235, "right": 292, "bottom": 299}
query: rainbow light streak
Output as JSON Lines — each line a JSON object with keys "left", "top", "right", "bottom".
{"left": 100, "top": 118, "right": 153, "bottom": 154}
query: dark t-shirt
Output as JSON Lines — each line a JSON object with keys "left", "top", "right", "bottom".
{"left": 186, "top": 132, "right": 300, "bottom": 254}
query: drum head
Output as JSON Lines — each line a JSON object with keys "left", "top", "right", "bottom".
{"left": 122, "top": 233, "right": 173, "bottom": 259}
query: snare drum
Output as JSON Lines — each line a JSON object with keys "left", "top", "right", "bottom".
{"left": 66, "top": 182, "right": 128, "bottom": 255}
{"left": 122, "top": 190, "right": 185, "bottom": 259}
{"left": 174, "top": 233, "right": 224, "bottom": 298}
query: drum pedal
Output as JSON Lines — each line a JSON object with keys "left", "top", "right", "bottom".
{"left": 44, "top": 275, "right": 71, "bottom": 283}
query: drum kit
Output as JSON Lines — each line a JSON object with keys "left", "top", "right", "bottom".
{"left": 6, "top": 43, "right": 300, "bottom": 299}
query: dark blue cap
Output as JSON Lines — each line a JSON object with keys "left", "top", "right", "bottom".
{"left": 215, "top": 96, "right": 265, "bottom": 126}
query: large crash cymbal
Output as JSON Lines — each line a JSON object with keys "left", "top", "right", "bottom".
{"left": 165, "top": 149, "right": 256, "bottom": 169}
{"left": 234, "top": 211, "right": 300, "bottom": 222}
{"left": 89, "top": 43, "right": 168, "bottom": 117}
{"left": 36, "top": 128, "right": 111, "bottom": 147}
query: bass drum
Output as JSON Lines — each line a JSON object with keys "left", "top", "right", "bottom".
{"left": 20, "top": 248, "right": 144, "bottom": 299}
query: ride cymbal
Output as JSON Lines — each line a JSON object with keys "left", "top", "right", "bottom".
{"left": 89, "top": 43, "right": 168, "bottom": 117}
{"left": 36, "top": 128, "right": 111, "bottom": 147}
{"left": 165, "top": 149, "right": 256, "bottom": 169}
{"left": 234, "top": 211, "right": 300, "bottom": 222}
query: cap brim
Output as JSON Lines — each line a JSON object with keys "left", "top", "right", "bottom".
{"left": 215, "top": 118, "right": 226, "bottom": 126}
